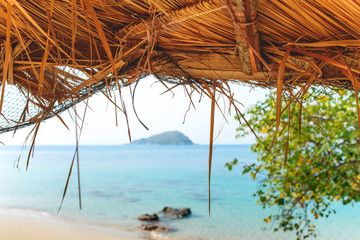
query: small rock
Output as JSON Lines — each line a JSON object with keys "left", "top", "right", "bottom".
{"left": 138, "top": 213, "right": 159, "bottom": 221}
{"left": 162, "top": 207, "right": 191, "bottom": 218}
{"left": 141, "top": 222, "right": 172, "bottom": 232}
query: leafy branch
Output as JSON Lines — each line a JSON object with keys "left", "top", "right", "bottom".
{"left": 230, "top": 88, "right": 360, "bottom": 239}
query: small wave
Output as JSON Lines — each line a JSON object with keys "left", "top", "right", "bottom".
{"left": 150, "top": 231, "right": 169, "bottom": 240}
{"left": 0, "top": 207, "right": 56, "bottom": 221}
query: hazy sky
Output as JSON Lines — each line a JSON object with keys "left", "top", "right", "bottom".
{"left": 1, "top": 75, "right": 268, "bottom": 145}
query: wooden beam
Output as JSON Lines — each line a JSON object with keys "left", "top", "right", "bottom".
{"left": 177, "top": 68, "right": 267, "bottom": 82}
{"left": 164, "top": 53, "right": 268, "bottom": 81}
{"left": 226, "top": 0, "right": 261, "bottom": 75}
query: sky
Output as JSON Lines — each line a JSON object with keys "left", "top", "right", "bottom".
{"left": 1, "top": 75, "right": 268, "bottom": 145}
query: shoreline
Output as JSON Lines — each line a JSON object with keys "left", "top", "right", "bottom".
{"left": 0, "top": 207, "right": 147, "bottom": 240}
{"left": 0, "top": 145, "right": 254, "bottom": 240}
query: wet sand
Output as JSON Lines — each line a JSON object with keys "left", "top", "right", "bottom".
{"left": 0, "top": 209, "right": 145, "bottom": 240}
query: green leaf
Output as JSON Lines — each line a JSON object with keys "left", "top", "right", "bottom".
{"left": 277, "top": 198, "right": 285, "bottom": 205}
{"left": 243, "top": 166, "right": 251, "bottom": 175}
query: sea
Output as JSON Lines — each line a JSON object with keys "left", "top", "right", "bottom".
{"left": 0, "top": 144, "right": 360, "bottom": 240}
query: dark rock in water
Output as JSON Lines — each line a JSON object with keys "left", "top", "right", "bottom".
{"left": 162, "top": 207, "right": 191, "bottom": 218}
{"left": 138, "top": 213, "right": 159, "bottom": 221}
{"left": 141, "top": 222, "right": 172, "bottom": 232}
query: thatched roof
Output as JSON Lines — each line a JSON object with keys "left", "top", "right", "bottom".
{"left": 1, "top": 0, "right": 360, "bottom": 135}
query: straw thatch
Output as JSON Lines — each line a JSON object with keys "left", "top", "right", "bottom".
{"left": 1, "top": 0, "right": 360, "bottom": 135}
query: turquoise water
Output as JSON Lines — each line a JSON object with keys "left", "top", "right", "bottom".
{"left": 0, "top": 145, "right": 360, "bottom": 240}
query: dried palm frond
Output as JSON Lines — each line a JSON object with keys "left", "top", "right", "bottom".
{"left": 0, "top": 0, "right": 359, "bottom": 145}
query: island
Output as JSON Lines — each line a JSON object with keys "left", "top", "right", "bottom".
{"left": 131, "top": 131, "right": 194, "bottom": 145}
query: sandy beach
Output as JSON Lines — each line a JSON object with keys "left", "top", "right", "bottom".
{"left": 0, "top": 208, "right": 145, "bottom": 240}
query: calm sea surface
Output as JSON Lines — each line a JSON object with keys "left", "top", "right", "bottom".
{"left": 0, "top": 145, "right": 360, "bottom": 240}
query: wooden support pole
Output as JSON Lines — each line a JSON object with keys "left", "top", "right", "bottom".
{"left": 226, "top": 0, "right": 261, "bottom": 75}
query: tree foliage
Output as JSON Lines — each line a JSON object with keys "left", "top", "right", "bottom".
{"left": 232, "top": 89, "right": 360, "bottom": 239}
